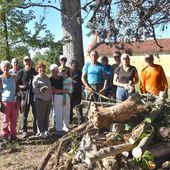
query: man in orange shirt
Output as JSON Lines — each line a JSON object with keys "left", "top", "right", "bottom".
{"left": 140, "top": 53, "right": 168, "bottom": 96}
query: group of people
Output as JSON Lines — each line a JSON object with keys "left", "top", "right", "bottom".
{"left": 83, "top": 50, "right": 168, "bottom": 102}
{"left": 0, "top": 50, "right": 168, "bottom": 142}
{"left": 0, "top": 56, "right": 83, "bottom": 141}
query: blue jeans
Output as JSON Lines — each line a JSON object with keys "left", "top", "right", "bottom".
{"left": 116, "top": 87, "right": 129, "bottom": 101}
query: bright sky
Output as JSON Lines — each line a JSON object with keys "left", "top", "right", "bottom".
{"left": 27, "top": 1, "right": 170, "bottom": 57}
{"left": 27, "top": 0, "right": 93, "bottom": 57}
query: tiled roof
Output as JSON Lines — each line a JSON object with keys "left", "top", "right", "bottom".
{"left": 89, "top": 37, "right": 170, "bottom": 55}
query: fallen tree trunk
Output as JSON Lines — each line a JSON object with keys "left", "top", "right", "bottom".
{"left": 89, "top": 92, "right": 148, "bottom": 129}
{"left": 85, "top": 142, "right": 134, "bottom": 164}
{"left": 132, "top": 133, "right": 154, "bottom": 158}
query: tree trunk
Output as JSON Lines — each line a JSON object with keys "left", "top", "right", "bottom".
{"left": 60, "top": 0, "right": 84, "bottom": 68}
{"left": 1, "top": 10, "right": 10, "bottom": 60}
{"left": 89, "top": 93, "right": 148, "bottom": 129}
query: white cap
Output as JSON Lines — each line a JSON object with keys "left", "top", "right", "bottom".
{"left": 23, "top": 56, "right": 31, "bottom": 61}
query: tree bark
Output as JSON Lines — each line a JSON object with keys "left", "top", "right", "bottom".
{"left": 148, "top": 142, "right": 170, "bottom": 158}
{"left": 89, "top": 92, "right": 148, "bottom": 129}
{"left": 60, "top": 0, "right": 84, "bottom": 68}
{"left": 85, "top": 142, "right": 134, "bottom": 164}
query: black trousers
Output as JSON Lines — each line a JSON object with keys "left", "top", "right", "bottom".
{"left": 20, "top": 93, "right": 37, "bottom": 133}
{"left": 70, "top": 90, "right": 83, "bottom": 122}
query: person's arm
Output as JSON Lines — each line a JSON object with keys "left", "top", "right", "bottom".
{"left": 52, "top": 88, "right": 69, "bottom": 94}
{"left": 132, "top": 72, "right": 139, "bottom": 86}
{"left": 140, "top": 70, "right": 146, "bottom": 94}
{"left": 99, "top": 72, "right": 107, "bottom": 94}
{"left": 81, "top": 72, "right": 94, "bottom": 93}
{"left": 32, "top": 76, "right": 40, "bottom": 95}
{"left": 160, "top": 66, "right": 168, "bottom": 94}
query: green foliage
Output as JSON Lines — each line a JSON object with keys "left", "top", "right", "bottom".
{"left": 0, "top": 0, "right": 58, "bottom": 61}
{"left": 68, "top": 133, "right": 79, "bottom": 157}
{"left": 132, "top": 151, "right": 155, "bottom": 170}
{"left": 33, "top": 40, "right": 63, "bottom": 73}
{"left": 124, "top": 123, "right": 132, "bottom": 132}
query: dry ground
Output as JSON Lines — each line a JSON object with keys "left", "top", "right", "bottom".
{"left": 0, "top": 113, "right": 61, "bottom": 170}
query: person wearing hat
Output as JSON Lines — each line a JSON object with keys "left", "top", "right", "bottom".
{"left": 16, "top": 56, "right": 38, "bottom": 138}
{"left": 140, "top": 53, "right": 168, "bottom": 96}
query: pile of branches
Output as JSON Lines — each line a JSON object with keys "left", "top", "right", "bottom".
{"left": 38, "top": 92, "right": 170, "bottom": 170}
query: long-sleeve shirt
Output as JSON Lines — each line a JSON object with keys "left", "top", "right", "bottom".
{"left": 32, "top": 74, "right": 52, "bottom": 101}
{"left": 140, "top": 64, "right": 168, "bottom": 95}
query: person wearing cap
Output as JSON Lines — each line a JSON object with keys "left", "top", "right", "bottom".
{"left": 58, "top": 56, "right": 72, "bottom": 76}
{"left": 113, "top": 53, "right": 139, "bottom": 101}
{"left": 111, "top": 51, "right": 121, "bottom": 99}
{"left": 16, "top": 56, "right": 38, "bottom": 138}
{"left": 140, "top": 53, "right": 168, "bottom": 96}
{"left": 32, "top": 62, "right": 52, "bottom": 139}
{"left": 49, "top": 64, "right": 70, "bottom": 136}
{"left": 82, "top": 50, "right": 107, "bottom": 101}
{"left": 9, "top": 58, "right": 20, "bottom": 76}
{"left": 0, "top": 60, "right": 19, "bottom": 141}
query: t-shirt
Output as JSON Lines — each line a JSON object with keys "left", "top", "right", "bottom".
{"left": 0, "top": 75, "right": 16, "bottom": 102}
{"left": 16, "top": 68, "right": 37, "bottom": 95}
{"left": 103, "top": 64, "right": 111, "bottom": 92}
{"left": 63, "top": 77, "right": 73, "bottom": 93}
{"left": 82, "top": 62, "right": 105, "bottom": 85}
{"left": 140, "top": 64, "right": 168, "bottom": 95}
{"left": 50, "top": 76, "right": 63, "bottom": 91}
{"left": 114, "top": 65, "right": 137, "bottom": 84}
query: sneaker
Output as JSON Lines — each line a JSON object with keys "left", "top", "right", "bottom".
{"left": 22, "top": 132, "right": 28, "bottom": 139}
{"left": 62, "top": 127, "right": 70, "bottom": 132}
{"left": 9, "top": 136, "right": 19, "bottom": 142}
{"left": 39, "top": 132, "right": 48, "bottom": 139}
{"left": 45, "top": 131, "right": 52, "bottom": 137}
{"left": 56, "top": 130, "right": 64, "bottom": 137}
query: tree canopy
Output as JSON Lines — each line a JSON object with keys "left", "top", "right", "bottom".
{"left": 0, "top": 0, "right": 60, "bottom": 61}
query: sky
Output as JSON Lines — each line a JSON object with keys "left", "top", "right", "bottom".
{"left": 27, "top": 0, "right": 93, "bottom": 57}
{"left": 27, "top": 1, "right": 170, "bottom": 57}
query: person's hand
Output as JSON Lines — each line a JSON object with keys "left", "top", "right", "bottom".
{"left": 63, "top": 89, "right": 69, "bottom": 94}
{"left": 22, "top": 84, "right": 30, "bottom": 90}
{"left": 86, "top": 86, "right": 94, "bottom": 93}
{"left": 40, "top": 86, "right": 48, "bottom": 93}
{"left": 99, "top": 88, "right": 105, "bottom": 94}
{"left": 122, "top": 84, "right": 129, "bottom": 90}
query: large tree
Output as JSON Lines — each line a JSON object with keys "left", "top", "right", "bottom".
{"left": 0, "top": 0, "right": 57, "bottom": 61}
{"left": 1, "top": 0, "right": 170, "bottom": 63}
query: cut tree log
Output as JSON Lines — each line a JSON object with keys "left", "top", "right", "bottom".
{"left": 132, "top": 133, "right": 154, "bottom": 158}
{"left": 88, "top": 92, "right": 148, "bottom": 129}
{"left": 129, "top": 92, "right": 166, "bottom": 145}
{"left": 148, "top": 142, "right": 170, "bottom": 158}
{"left": 85, "top": 142, "right": 134, "bottom": 164}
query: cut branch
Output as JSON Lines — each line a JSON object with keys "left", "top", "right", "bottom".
{"left": 85, "top": 142, "right": 133, "bottom": 164}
